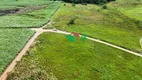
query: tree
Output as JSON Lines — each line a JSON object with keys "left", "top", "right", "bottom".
{"left": 61, "top": 0, "right": 116, "bottom": 4}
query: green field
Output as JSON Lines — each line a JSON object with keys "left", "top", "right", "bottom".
{"left": 7, "top": 33, "right": 142, "bottom": 80}
{"left": 0, "top": 29, "right": 34, "bottom": 73}
{"left": 0, "top": 0, "right": 53, "bottom": 9}
{"left": 119, "top": 7, "right": 142, "bottom": 21}
{"left": 51, "top": 2, "right": 142, "bottom": 53}
{"left": 0, "top": 1, "right": 61, "bottom": 28}
{"left": 107, "top": 0, "right": 142, "bottom": 21}
{"left": 0, "top": 0, "right": 142, "bottom": 80}
{"left": 0, "top": 0, "right": 62, "bottom": 75}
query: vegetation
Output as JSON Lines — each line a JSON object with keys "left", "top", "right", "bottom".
{"left": 51, "top": 1, "right": 142, "bottom": 53}
{"left": 102, "top": 5, "right": 107, "bottom": 9}
{"left": 119, "top": 7, "right": 142, "bottom": 21}
{"left": 0, "top": 0, "right": 53, "bottom": 9}
{"left": 107, "top": 0, "right": 142, "bottom": 21}
{"left": 62, "top": 0, "right": 116, "bottom": 4}
{"left": 67, "top": 16, "right": 78, "bottom": 25}
{"left": 0, "top": 0, "right": 142, "bottom": 80}
{"left": 0, "top": 0, "right": 61, "bottom": 73}
{"left": 0, "top": 1, "right": 61, "bottom": 28}
{"left": 8, "top": 33, "right": 142, "bottom": 80}
{"left": 0, "top": 0, "right": 62, "bottom": 75}
{"left": 0, "top": 29, "right": 34, "bottom": 73}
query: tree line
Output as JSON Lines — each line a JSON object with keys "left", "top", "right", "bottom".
{"left": 61, "top": 0, "right": 116, "bottom": 4}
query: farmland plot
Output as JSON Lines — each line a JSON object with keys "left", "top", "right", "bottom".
{"left": 0, "top": 29, "right": 34, "bottom": 74}
{"left": 7, "top": 33, "right": 142, "bottom": 80}
{"left": 0, "top": 0, "right": 53, "bottom": 9}
{"left": 0, "top": 1, "right": 62, "bottom": 28}
{"left": 51, "top": 3, "right": 142, "bottom": 53}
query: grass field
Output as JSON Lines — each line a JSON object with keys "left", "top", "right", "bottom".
{"left": 107, "top": 0, "right": 142, "bottom": 21}
{"left": 119, "top": 6, "right": 142, "bottom": 21}
{"left": 0, "top": 0, "right": 53, "bottom": 9}
{"left": 0, "top": 0, "right": 62, "bottom": 75}
{"left": 0, "top": 1, "right": 61, "bottom": 28}
{"left": 7, "top": 33, "right": 142, "bottom": 80}
{"left": 0, "top": 29, "right": 34, "bottom": 74}
{"left": 51, "top": 2, "right": 142, "bottom": 53}
{"left": 0, "top": 0, "right": 142, "bottom": 80}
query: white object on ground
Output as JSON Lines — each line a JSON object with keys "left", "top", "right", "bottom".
{"left": 140, "top": 38, "right": 142, "bottom": 48}
{"left": 53, "top": 28, "right": 57, "bottom": 31}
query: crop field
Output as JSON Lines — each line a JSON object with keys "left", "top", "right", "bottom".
{"left": 0, "top": 0, "right": 142, "bottom": 80}
{"left": 0, "top": 1, "right": 61, "bottom": 28}
{"left": 7, "top": 33, "right": 142, "bottom": 80}
{"left": 0, "top": 29, "right": 34, "bottom": 73}
{"left": 0, "top": 0, "right": 53, "bottom": 9}
{"left": 0, "top": 0, "right": 62, "bottom": 76}
{"left": 51, "top": 2, "right": 142, "bottom": 53}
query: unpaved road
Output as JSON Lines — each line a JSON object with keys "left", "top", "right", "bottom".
{"left": 42, "top": 29, "right": 142, "bottom": 57}
{"left": 0, "top": 27, "right": 142, "bottom": 80}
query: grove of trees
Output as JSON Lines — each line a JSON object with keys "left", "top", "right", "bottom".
{"left": 61, "top": 0, "right": 116, "bottom": 4}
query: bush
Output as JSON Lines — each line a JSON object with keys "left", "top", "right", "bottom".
{"left": 97, "top": 9, "right": 100, "bottom": 12}
{"left": 103, "top": 5, "right": 107, "bottom": 9}
{"left": 82, "top": 3, "right": 87, "bottom": 5}
{"left": 62, "top": 0, "right": 116, "bottom": 4}
{"left": 84, "top": 3, "right": 87, "bottom": 5}
{"left": 72, "top": 3, "right": 76, "bottom": 6}
{"left": 67, "top": 16, "right": 78, "bottom": 25}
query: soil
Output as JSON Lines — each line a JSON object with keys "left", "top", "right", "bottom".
{"left": 0, "top": 4, "right": 51, "bottom": 16}
{"left": 0, "top": 9, "right": 19, "bottom": 16}
{"left": 16, "top": 5, "right": 49, "bottom": 14}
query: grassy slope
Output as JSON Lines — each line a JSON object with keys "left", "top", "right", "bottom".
{"left": 51, "top": 2, "right": 142, "bottom": 53}
{"left": 0, "top": 1, "right": 62, "bottom": 28}
{"left": 119, "top": 7, "right": 142, "bottom": 21}
{"left": 7, "top": 33, "right": 142, "bottom": 80}
{"left": 0, "top": 29, "right": 34, "bottom": 73}
{"left": 108, "top": 0, "right": 142, "bottom": 21}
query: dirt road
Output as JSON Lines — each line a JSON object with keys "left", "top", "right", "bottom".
{"left": 42, "top": 29, "right": 142, "bottom": 57}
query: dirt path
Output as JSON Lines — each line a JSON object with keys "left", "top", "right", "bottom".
{"left": 32, "top": 28, "right": 142, "bottom": 57}
{"left": 42, "top": 29, "right": 142, "bottom": 57}
{"left": 0, "top": 27, "right": 142, "bottom": 80}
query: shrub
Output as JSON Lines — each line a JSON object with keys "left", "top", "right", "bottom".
{"left": 82, "top": 3, "right": 87, "bottom": 5}
{"left": 84, "top": 3, "right": 87, "bottom": 5}
{"left": 97, "top": 9, "right": 100, "bottom": 12}
{"left": 103, "top": 5, "right": 107, "bottom": 9}
{"left": 72, "top": 3, "right": 76, "bottom": 6}
{"left": 62, "top": 0, "right": 115, "bottom": 4}
{"left": 67, "top": 16, "right": 78, "bottom": 25}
